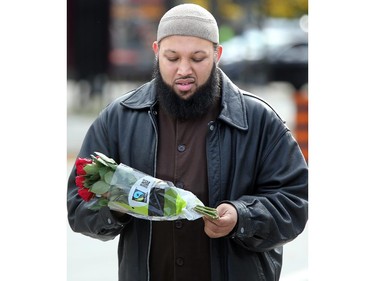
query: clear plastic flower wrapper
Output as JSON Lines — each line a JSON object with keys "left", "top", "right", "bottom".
{"left": 75, "top": 152, "right": 219, "bottom": 221}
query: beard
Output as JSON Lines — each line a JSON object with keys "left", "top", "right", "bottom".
{"left": 153, "top": 60, "right": 221, "bottom": 120}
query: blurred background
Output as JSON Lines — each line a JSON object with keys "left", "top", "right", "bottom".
{"left": 67, "top": 0, "right": 308, "bottom": 280}
{"left": 67, "top": 0, "right": 308, "bottom": 88}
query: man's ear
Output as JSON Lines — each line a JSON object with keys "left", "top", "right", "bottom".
{"left": 152, "top": 41, "right": 159, "bottom": 55}
{"left": 215, "top": 45, "right": 223, "bottom": 63}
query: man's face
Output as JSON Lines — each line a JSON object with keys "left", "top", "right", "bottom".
{"left": 153, "top": 36, "right": 222, "bottom": 100}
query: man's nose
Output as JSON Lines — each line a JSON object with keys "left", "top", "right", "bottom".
{"left": 177, "top": 59, "right": 193, "bottom": 76}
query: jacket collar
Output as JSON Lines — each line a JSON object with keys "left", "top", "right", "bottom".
{"left": 120, "top": 69, "right": 248, "bottom": 131}
{"left": 120, "top": 81, "right": 157, "bottom": 109}
{"left": 217, "top": 70, "right": 248, "bottom": 131}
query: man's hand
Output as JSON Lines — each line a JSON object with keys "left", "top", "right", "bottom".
{"left": 203, "top": 203, "right": 238, "bottom": 238}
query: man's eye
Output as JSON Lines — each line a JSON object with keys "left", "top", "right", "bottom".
{"left": 192, "top": 58, "right": 205, "bottom": 62}
{"left": 167, "top": 57, "right": 178, "bottom": 62}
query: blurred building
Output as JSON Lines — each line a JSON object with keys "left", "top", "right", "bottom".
{"left": 67, "top": 0, "right": 110, "bottom": 95}
{"left": 107, "top": 0, "right": 166, "bottom": 81}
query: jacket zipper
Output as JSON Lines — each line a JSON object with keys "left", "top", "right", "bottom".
{"left": 146, "top": 107, "right": 159, "bottom": 281}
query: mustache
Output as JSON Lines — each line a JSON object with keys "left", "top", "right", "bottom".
{"left": 175, "top": 75, "right": 195, "bottom": 80}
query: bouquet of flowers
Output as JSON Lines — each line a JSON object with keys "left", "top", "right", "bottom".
{"left": 75, "top": 152, "right": 219, "bottom": 221}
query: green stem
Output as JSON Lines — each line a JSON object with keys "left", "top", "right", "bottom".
{"left": 193, "top": 205, "right": 219, "bottom": 220}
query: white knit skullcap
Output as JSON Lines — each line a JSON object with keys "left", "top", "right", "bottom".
{"left": 157, "top": 4, "right": 219, "bottom": 44}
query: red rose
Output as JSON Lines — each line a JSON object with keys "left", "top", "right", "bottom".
{"left": 78, "top": 187, "right": 95, "bottom": 202}
{"left": 75, "top": 175, "right": 86, "bottom": 188}
{"left": 75, "top": 158, "right": 92, "bottom": 175}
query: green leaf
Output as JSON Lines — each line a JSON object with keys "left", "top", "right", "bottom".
{"left": 107, "top": 163, "right": 118, "bottom": 171}
{"left": 108, "top": 187, "right": 129, "bottom": 204}
{"left": 91, "top": 180, "right": 110, "bottom": 195}
{"left": 84, "top": 164, "right": 99, "bottom": 175}
{"left": 88, "top": 197, "right": 109, "bottom": 211}
{"left": 95, "top": 157, "right": 109, "bottom": 167}
{"left": 99, "top": 166, "right": 110, "bottom": 178}
{"left": 90, "top": 154, "right": 99, "bottom": 162}
{"left": 97, "top": 197, "right": 109, "bottom": 207}
{"left": 104, "top": 171, "right": 114, "bottom": 184}
{"left": 94, "top": 152, "right": 117, "bottom": 165}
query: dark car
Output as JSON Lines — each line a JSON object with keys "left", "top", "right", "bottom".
{"left": 220, "top": 17, "right": 308, "bottom": 89}
{"left": 267, "top": 41, "right": 308, "bottom": 90}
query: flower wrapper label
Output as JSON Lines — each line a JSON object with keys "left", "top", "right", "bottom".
{"left": 75, "top": 152, "right": 219, "bottom": 221}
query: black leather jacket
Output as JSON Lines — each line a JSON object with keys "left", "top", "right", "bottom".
{"left": 67, "top": 70, "right": 308, "bottom": 281}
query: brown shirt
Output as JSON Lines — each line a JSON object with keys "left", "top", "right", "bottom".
{"left": 150, "top": 101, "right": 220, "bottom": 281}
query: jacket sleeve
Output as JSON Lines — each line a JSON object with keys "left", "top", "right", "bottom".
{"left": 228, "top": 130, "right": 308, "bottom": 252}
{"left": 67, "top": 110, "right": 132, "bottom": 241}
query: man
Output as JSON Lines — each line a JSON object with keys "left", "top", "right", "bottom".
{"left": 67, "top": 3, "right": 308, "bottom": 281}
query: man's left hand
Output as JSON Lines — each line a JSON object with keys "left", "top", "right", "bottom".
{"left": 203, "top": 203, "right": 238, "bottom": 238}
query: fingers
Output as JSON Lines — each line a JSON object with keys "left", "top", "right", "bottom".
{"left": 203, "top": 217, "right": 230, "bottom": 238}
{"left": 203, "top": 203, "right": 238, "bottom": 238}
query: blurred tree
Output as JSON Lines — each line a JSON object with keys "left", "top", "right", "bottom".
{"left": 264, "top": 0, "right": 308, "bottom": 18}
